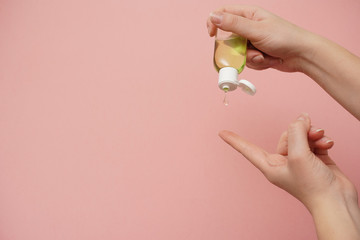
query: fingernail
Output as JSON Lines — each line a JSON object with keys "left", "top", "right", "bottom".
{"left": 320, "top": 137, "right": 334, "bottom": 144}
{"left": 297, "top": 116, "right": 305, "bottom": 121}
{"left": 252, "top": 55, "right": 264, "bottom": 64}
{"left": 311, "top": 126, "right": 324, "bottom": 133}
{"left": 315, "top": 128, "right": 324, "bottom": 133}
{"left": 210, "top": 12, "right": 223, "bottom": 26}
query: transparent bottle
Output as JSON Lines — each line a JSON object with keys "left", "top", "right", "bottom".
{"left": 213, "top": 29, "right": 256, "bottom": 95}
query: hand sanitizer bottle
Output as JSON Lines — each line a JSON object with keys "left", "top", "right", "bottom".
{"left": 213, "top": 29, "right": 256, "bottom": 97}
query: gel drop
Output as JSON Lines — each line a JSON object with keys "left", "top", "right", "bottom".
{"left": 223, "top": 89, "right": 229, "bottom": 106}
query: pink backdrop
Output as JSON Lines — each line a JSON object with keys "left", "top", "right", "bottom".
{"left": 1, "top": 0, "right": 360, "bottom": 239}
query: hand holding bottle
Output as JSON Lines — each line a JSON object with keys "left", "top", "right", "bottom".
{"left": 219, "top": 113, "right": 360, "bottom": 239}
{"left": 207, "top": 5, "right": 313, "bottom": 72}
{"left": 207, "top": 5, "right": 360, "bottom": 119}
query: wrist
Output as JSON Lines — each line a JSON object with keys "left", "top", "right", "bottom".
{"left": 308, "top": 193, "right": 359, "bottom": 217}
{"left": 305, "top": 181, "right": 359, "bottom": 214}
{"left": 306, "top": 192, "right": 360, "bottom": 240}
{"left": 295, "top": 30, "right": 324, "bottom": 74}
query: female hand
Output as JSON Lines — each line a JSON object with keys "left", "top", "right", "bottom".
{"left": 219, "top": 113, "right": 357, "bottom": 210}
{"left": 219, "top": 113, "right": 360, "bottom": 239}
{"left": 207, "top": 5, "right": 315, "bottom": 72}
{"left": 207, "top": 6, "right": 360, "bottom": 120}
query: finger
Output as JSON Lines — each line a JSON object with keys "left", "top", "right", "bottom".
{"left": 220, "top": 5, "right": 261, "bottom": 19}
{"left": 208, "top": 5, "right": 258, "bottom": 37}
{"left": 287, "top": 113, "right": 312, "bottom": 160}
{"left": 209, "top": 11, "right": 258, "bottom": 40}
{"left": 247, "top": 48, "right": 264, "bottom": 61}
{"left": 277, "top": 124, "right": 329, "bottom": 156}
{"left": 313, "top": 136, "right": 334, "bottom": 149}
{"left": 276, "top": 131, "right": 288, "bottom": 155}
{"left": 207, "top": 17, "right": 217, "bottom": 37}
{"left": 314, "top": 148, "right": 328, "bottom": 155}
{"left": 246, "top": 49, "right": 283, "bottom": 70}
{"left": 208, "top": 5, "right": 270, "bottom": 39}
{"left": 219, "top": 130, "right": 269, "bottom": 173}
{"left": 308, "top": 127, "right": 325, "bottom": 141}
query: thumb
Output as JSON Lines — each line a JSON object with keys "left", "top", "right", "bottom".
{"left": 287, "top": 113, "right": 312, "bottom": 160}
{"left": 247, "top": 49, "right": 283, "bottom": 70}
{"left": 210, "top": 11, "right": 256, "bottom": 39}
{"left": 219, "top": 130, "right": 269, "bottom": 174}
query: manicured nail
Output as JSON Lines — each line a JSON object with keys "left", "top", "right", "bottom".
{"left": 320, "top": 137, "right": 334, "bottom": 144}
{"left": 210, "top": 12, "right": 223, "bottom": 26}
{"left": 310, "top": 127, "right": 324, "bottom": 133}
{"left": 252, "top": 55, "right": 264, "bottom": 64}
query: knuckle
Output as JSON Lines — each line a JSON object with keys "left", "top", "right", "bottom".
{"left": 229, "top": 14, "right": 239, "bottom": 27}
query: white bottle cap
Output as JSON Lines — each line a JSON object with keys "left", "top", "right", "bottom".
{"left": 218, "top": 67, "right": 256, "bottom": 95}
{"left": 238, "top": 79, "right": 256, "bottom": 96}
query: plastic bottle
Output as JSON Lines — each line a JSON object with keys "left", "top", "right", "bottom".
{"left": 213, "top": 29, "right": 256, "bottom": 96}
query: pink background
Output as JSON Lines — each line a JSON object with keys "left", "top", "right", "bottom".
{"left": 1, "top": 0, "right": 360, "bottom": 239}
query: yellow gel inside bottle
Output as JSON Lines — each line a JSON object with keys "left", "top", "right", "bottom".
{"left": 213, "top": 34, "right": 247, "bottom": 74}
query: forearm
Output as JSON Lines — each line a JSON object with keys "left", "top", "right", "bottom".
{"left": 299, "top": 33, "right": 360, "bottom": 120}
{"left": 309, "top": 196, "right": 360, "bottom": 240}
